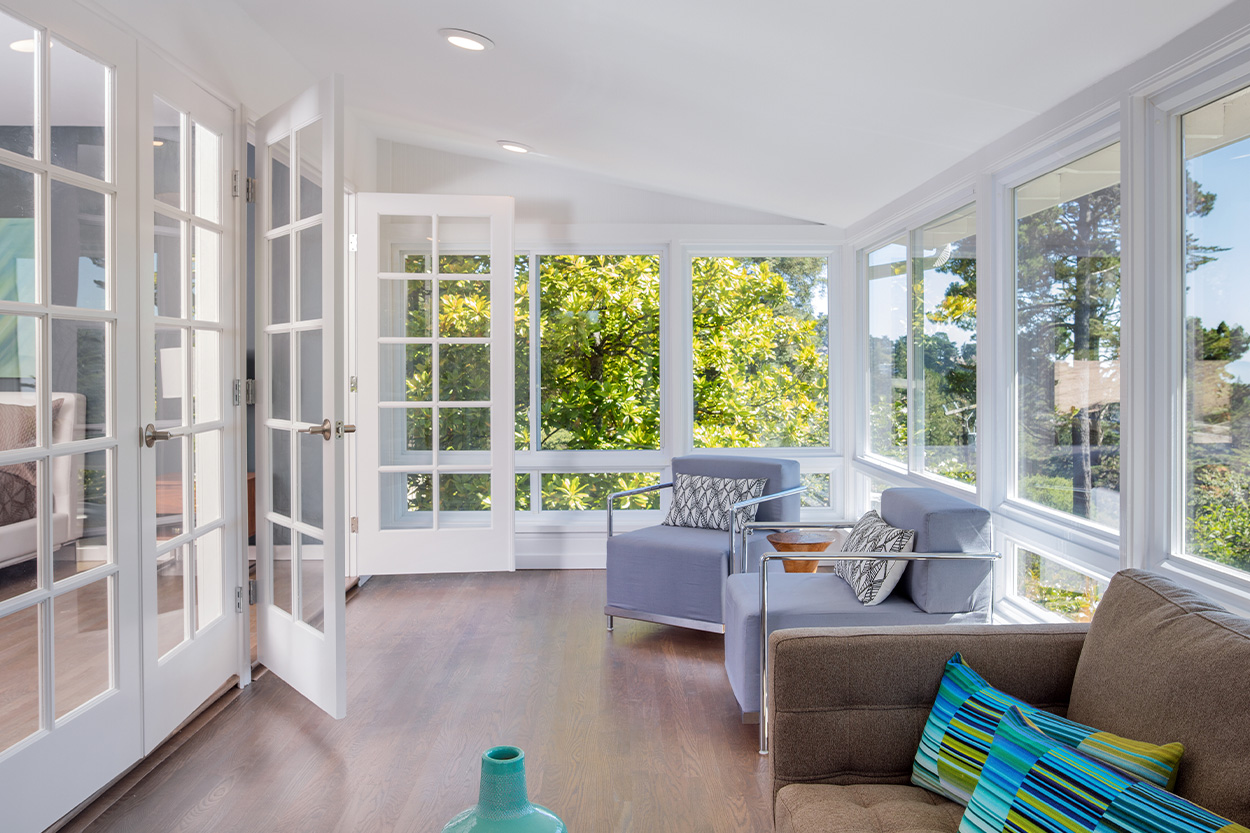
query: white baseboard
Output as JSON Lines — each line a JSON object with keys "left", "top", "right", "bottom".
{"left": 515, "top": 529, "right": 607, "bottom": 570}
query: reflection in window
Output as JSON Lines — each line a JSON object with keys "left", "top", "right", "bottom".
{"left": 1015, "top": 548, "right": 1106, "bottom": 622}
{"left": 1183, "top": 88, "right": 1250, "bottom": 577}
{"left": 915, "top": 206, "right": 977, "bottom": 484}
{"left": 866, "top": 238, "right": 908, "bottom": 463}
{"left": 1014, "top": 144, "right": 1121, "bottom": 528}
{"left": 691, "top": 257, "right": 829, "bottom": 448}
{"left": 538, "top": 255, "right": 660, "bottom": 450}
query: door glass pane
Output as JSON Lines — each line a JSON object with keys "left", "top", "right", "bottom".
{"left": 51, "top": 318, "right": 107, "bottom": 441}
{"left": 1015, "top": 144, "right": 1121, "bottom": 527}
{"left": 192, "top": 121, "right": 220, "bottom": 223}
{"left": 298, "top": 432, "right": 323, "bottom": 528}
{"left": 50, "top": 39, "right": 107, "bottom": 181}
{"left": 0, "top": 164, "right": 36, "bottom": 304}
{"left": 193, "top": 328, "right": 221, "bottom": 423}
{"left": 440, "top": 473, "right": 490, "bottom": 527}
{"left": 297, "top": 119, "right": 322, "bottom": 220}
{"left": 270, "top": 235, "right": 290, "bottom": 324}
{"left": 54, "top": 577, "right": 112, "bottom": 718}
{"left": 269, "top": 136, "right": 290, "bottom": 229}
{"left": 440, "top": 344, "right": 489, "bottom": 401}
{"left": 156, "top": 545, "right": 187, "bottom": 657}
{"left": 440, "top": 407, "right": 489, "bottom": 451}
{"left": 195, "top": 527, "right": 223, "bottom": 630}
{"left": 153, "top": 97, "right": 181, "bottom": 208}
{"left": 380, "top": 279, "right": 431, "bottom": 337}
{"left": 298, "top": 225, "right": 322, "bottom": 321}
{"left": 0, "top": 462, "right": 39, "bottom": 601}
{"left": 436, "top": 217, "right": 490, "bottom": 262}
{"left": 154, "top": 327, "right": 184, "bottom": 428}
{"left": 57, "top": 449, "right": 110, "bottom": 578}
{"left": 384, "top": 215, "right": 433, "bottom": 272}
{"left": 0, "top": 313, "right": 38, "bottom": 422}
{"left": 379, "top": 472, "right": 431, "bottom": 529}
{"left": 298, "top": 330, "right": 322, "bottom": 423}
{"left": 270, "top": 429, "right": 290, "bottom": 518}
{"left": 154, "top": 436, "right": 184, "bottom": 540}
{"left": 0, "top": 606, "right": 40, "bottom": 753}
{"left": 192, "top": 226, "right": 221, "bottom": 322}
{"left": 380, "top": 407, "right": 431, "bottom": 465}
{"left": 153, "top": 213, "right": 181, "bottom": 317}
{"left": 299, "top": 532, "right": 324, "bottom": 632}
{"left": 193, "top": 430, "right": 221, "bottom": 526}
{"left": 271, "top": 523, "right": 292, "bottom": 614}
{"left": 270, "top": 332, "right": 290, "bottom": 420}
{"left": 866, "top": 237, "right": 909, "bottom": 463}
{"left": 915, "top": 206, "right": 977, "bottom": 484}
{"left": 50, "top": 180, "right": 107, "bottom": 310}
{"left": 380, "top": 345, "right": 432, "bottom": 402}
{"left": 0, "top": 12, "right": 35, "bottom": 158}
{"left": 439, "top": 280, "right": 490, "bottom": 337}
{"left": 1183, "top": 88, "right": 1250, "bottom": 575}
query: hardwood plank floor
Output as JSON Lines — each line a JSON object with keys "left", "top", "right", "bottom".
{"left": 78, "top": 570, "right": 774, "bottom": 832}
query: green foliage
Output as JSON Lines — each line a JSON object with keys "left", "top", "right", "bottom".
{"left": 1187, "top": 464, "right": 1250, "bottom": 572}
{"left": 1017, "top": 551, "right": 1103, "bottom": 622}
{"left": 1020, "top": 474, "right": 1076, "bottom": 515}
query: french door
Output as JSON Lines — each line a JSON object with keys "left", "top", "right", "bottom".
{"left": 254, "top": 77, "right": 348, "bottom": 718}
{"left": 356, "top": 194, "right": 515, "bottom": 574}
{"left": 138, "top": 50, "right": 242, "bottom": 752}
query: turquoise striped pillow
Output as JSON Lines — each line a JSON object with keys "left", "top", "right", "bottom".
{"left": 961, "top": 707, "right": 1248, "bottom": 833}
{"left": 912, "top": 653, "right": 1184, "bottom": 805}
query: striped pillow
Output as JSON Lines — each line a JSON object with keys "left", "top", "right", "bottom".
{"left": 912, "top": 653, "right": 1183, "bottom": 805}
{"left": 961, "top": 707, "right": 1248, "bottom": 833}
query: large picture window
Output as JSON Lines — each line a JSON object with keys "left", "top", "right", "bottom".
{"left": 1013, "top": 144, "right": 1121, "bottom": 528}
{"left": 865, "top": 237, "right": 909, "bottom": 464}
{"left": 691, "top": 256, "right": 829, "bottom": 448}
{"left": 1182, "top": 88, "right": 1250, "bottom": 578}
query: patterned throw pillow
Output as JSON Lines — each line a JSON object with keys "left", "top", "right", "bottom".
{"left": 661, "top": 473, "right": 767, "bottom": 533}
{"left": 833, "top": 510, "right": 914, "bottom": 604}
{"left": 961, "top": 707, "right": 1244, "bottom": 833}
{"left": 913, "top": 654, "right": 1184, "bottom": 807}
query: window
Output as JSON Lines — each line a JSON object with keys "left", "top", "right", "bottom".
{"left": 1182, "top": 88, "right": 1250, "bottom": 577}
{"left": 1014, "top": 547, "right": 1107, "bottom": 622}
{"left": 536, "top": 255, "right": 660, "bottom": 451}
{"left": 1014, "top": 145, "right": 1121, "bottom": 528}
{"left": 691, "top": 256, "right": 829, "bottom": 448}
{"left": 914, "top": 207, "right": 977, "bottom": 484}
{"left": 865, "top": 237, "right": 909, "bottom": 464}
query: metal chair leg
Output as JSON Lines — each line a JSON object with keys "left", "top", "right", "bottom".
{"left": 606, "top": 614, "right": 614, "bottom": 631}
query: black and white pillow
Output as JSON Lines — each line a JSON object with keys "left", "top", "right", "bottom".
{"left": 834, "top": 510, "right": 915, "bottom": 605}
{"left": 661, "top": 473, "right": 767, "bottom": 533}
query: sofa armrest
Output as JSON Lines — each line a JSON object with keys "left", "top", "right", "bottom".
{"left": 768, "top": 623, "right": 1089, "bottom": 806}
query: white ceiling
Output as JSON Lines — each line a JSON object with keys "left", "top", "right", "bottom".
{"left": 110, "top": 0, "right": 1244, "bottom": 226}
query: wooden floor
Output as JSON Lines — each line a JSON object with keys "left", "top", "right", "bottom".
{"left": 77, "top": 570, "right": 774, "bottom": 832}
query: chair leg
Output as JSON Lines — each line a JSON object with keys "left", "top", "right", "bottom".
{"left": 606, "top": 614, "right": 614, "bottom": 631}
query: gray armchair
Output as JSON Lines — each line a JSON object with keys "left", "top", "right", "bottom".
{"left": 604, "top": 454, "right": 802, "bottom": 633}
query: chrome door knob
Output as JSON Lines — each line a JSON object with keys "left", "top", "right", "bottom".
{"left": 300, "top": 418, "right": 334, "bottom": 441}
{"left": 144, "top": 424, "right": 172, "bottom": 448}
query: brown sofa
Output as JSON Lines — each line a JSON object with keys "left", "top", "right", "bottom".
{"left": 767, "top": 569, "right": 1250, "bottom": 832}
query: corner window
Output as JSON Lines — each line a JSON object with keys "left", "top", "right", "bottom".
{"left": 1013, "top": 144, "right": 1121, "bottom": 528}
{"left": 865, "top": 237, "right": 909, "bottom": 464}
{"left": 1014, "top": 546, "right": 1107, "bottom": 622}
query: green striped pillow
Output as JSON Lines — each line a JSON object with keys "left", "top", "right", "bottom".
{"left": 961, "top": 707, "right": 1247, "bottom": 833}
{"left": 912, "top": 653, "right": 1184, "bottom": 805}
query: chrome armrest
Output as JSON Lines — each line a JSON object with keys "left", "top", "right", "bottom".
{"left": 606, "top": 482, "right": 673, "bottom": 538}
{"left": 728, "top": 486, "right": 808, "bottom": 573}
{"left": 757, "top": 549, "right": 1001, "bottom": 755}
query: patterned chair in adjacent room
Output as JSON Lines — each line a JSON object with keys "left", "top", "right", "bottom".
{"left": 604, "top": 454, "right": 803, "bottom": 633}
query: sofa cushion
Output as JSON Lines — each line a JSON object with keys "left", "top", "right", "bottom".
{"left": 661, "top": 472, "right": 765, "bottom": 532}
{"left": 775, "top": 784, "right": 963, "bottom": 833}
{"left": 1066, "top": 569, "right": 1250, "bottom": 824}
{"left": 671, "top": 454, "right": 800, "bottom": 523}
{"left": 881, "top": 488, "right": 992, "bottom": 614}
{"left": 913, "top": 653, "right": 1183, "bottom": 806}
{"left": 961, "top": 707, "right": 1249, "bottom": 833}
{"left": 835, "top": 510, "right": 915, "bottom": 605}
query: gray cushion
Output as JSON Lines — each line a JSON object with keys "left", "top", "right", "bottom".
{"left": 775, "top": 783, "right": 963, "bottom": 833}
{"left": 880, "top": 488, "right": 992, "bottom": 614}
{"left": 723, "top": 572, "right": 988, "bottom": 713}
{"left": 671, "top": 454, "right": 800, "bottom": 523}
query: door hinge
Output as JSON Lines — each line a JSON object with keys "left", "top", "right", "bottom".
{"left": 232, "top": 170, "right": 240, "bottom": 198}
{"left": 248, "top": 579, "right": 258, "bottom": 605}
{"left": 350, "top": 516, "right": 358, "bottom": 533}
{"left": 350, "top": 375, "right": 358, "bottom": 393}
{"left": 233, "top": 378, "right": 242, "bottom": 406}
{"left": 235, "top": 586, "right": 244, "bottom": 613}
{"left": 349, "top": 233, "right": 358, "bottom": 252}
{"left": 245, "top": 378, "right": 257, "bottom": 405}
{"left": 245, "top": 177, "right": 257, "bottom": 204}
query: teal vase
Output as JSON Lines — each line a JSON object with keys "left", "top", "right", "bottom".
{"left": 442, "top": 746, "right": 567, "bottom": 832}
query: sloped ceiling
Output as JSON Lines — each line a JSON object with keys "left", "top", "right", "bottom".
{"left": 98, "top": 0, "right": 1243, "bottom": 226}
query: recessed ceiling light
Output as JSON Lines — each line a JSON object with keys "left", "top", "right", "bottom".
{"left": 497, "top": 140, "right": 532, "bottom": 154}
{"left": 439, "top": 29, "right": 493, "bottom": 51}
{"left": 153, "top": 140, "right": 164, "bottom": 147}
{"left": 9, "top": 39, "right": 35, "bottom": 53}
